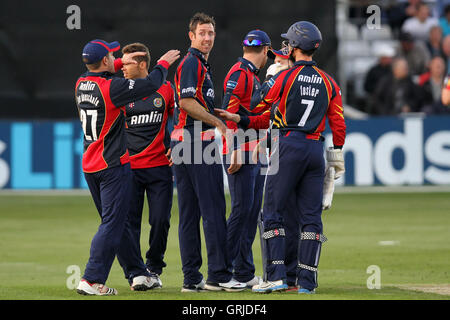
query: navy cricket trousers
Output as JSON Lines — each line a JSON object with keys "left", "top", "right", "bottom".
{"left": 83, "top": 163, "right": 149, "bottom": 284}
{"left": 171, "top": 139, "right": 232, "bottom": 285}
{"left": 128, "top": 165, "right": 173, "bottom": 275}
{"left": 284, "top": 191, "right": 301, "bottom": 286}
{"left": 224, "top": 152, "right": 265, "bottom": 282}
{"left": 262, "top": 131, "right": 325, "bottom": 288}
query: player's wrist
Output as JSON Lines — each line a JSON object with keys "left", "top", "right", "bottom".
{"left": 238, "top": 115, "right": 249, "bottom": 128}
{"left": 157, "top": 60, "right": 170, "bottom": 70}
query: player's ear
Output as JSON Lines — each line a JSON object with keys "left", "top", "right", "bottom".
{"left": 102, "top": 55, "right": 109, "bottom": 67}
{"left": 189, "top": 31, "right": 195, "bottom": 41}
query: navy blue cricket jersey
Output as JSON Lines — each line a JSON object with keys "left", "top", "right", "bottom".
{"left": 172, "top": 47, "right": 216, "bottom": 141}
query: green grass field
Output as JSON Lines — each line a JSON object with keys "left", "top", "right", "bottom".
{"left": 0, "top": 191, "right": 449, "bottom": 300}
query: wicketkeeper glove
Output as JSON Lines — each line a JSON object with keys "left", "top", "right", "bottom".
{"left": 325, "top": 147, "right": 345, "bottom": 179}
{"left": 322, "top": 167, "right": 335, "bottom": 210}
{"left": 266, "top": 62, "right": 288, "bottom": 78}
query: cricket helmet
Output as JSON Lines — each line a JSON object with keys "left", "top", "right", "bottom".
{"left": 281, "top": 21, "right": 322, "bottom": 51}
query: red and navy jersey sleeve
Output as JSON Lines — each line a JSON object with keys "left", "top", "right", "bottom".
{"left": 114, "top": 58, "right": 123, "bottom": 73}
{"left": 326, "top": 76, "right": 346, "bottom": 147}
{"left": 109, "top": 62, "right": 168, "bottom": 107}
{"left": 259, "top": 71, "right": 287, "bottom": 107}
{"left": 245, "top": 109, "right": 271, "bottom": 129}
{"left": 168, "top": 82, "right": 176, "bottom": 116}
{"left": 178, "top": 56, "right": 201, "bottom": 100}
{"left": 241, "top": 70, "right": 288, "bottom": 129}
{"left": 222, "top": 70, "right": 246, "bottom": 131}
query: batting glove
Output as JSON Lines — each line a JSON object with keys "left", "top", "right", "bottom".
{"left": 326, "top": 147, "right": 345, "bottom": 180}
{"left": 322, "top": 167, "right": 335, "bottom": 210}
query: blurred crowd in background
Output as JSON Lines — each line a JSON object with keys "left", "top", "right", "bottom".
{"left": 340, "top": 0, "right": 450, "bottom": 116}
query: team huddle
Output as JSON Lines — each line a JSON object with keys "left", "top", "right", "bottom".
{"left": 74, "top": 12, "right": 346, "bottom": 296}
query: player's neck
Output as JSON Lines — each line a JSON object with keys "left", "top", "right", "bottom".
{"left": 87, "top": 65, "right": 110, "bottom": 73}
{"left": 294, "top": 52, "right": 313, "bottom": 62}
{"left": 243, "top": 53, "right": 263, "bottom": 69}
{"left": 137, "top": 71, "right": 148, "bottom": 79}
{"left": 191, "top": 45, "right": 210, "bottom": 61}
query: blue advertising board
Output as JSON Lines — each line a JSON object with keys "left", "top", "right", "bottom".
{"left": 0, "top": 116, "right": 449, "bottom": 189}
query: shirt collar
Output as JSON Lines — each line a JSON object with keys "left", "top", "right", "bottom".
{"left": 294, "top": 60, "right": 317, "bottom": 67}
{"left": 189, "top": 47, "right": 208, "bottom": 64}
{"left": 238, "top": 57, "right": 260, "bottom": 75}
{"left": 84, "top": 71, "right": 113, "bottom": 78}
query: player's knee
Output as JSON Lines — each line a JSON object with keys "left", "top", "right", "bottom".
{"left": 301, "top": 223, "right": 323, "bottom": 235}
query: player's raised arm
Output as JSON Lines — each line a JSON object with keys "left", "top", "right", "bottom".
{"left": 113, "top": 51, "right": 147, "bottom": 72}
{"left": 110, "top": 50, "right": 180, "bottom": 107}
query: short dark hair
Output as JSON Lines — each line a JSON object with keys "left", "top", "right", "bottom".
{"left": 243, "top": 46, "right": 265, "bottom": 54}
{"left": 122, "top": 42, "right": 151, "bottom": 68}
{"left": 84, "top": 59, "right": 102, "bottom": 70}
{"left": 189, "top": 12, "right": 216, "bottom": 33}
{"left": 299, "top": 48, "right": 316, "bottom": 57}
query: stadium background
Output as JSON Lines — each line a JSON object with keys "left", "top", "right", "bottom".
{"left": 0, "top": 0, "right": 337, "bottom": 119}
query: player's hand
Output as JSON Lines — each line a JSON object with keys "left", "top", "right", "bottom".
{"left": 157, "top": 50, "right": 181, "bottom": 66}
{"left": 216, "top": 122, "right": 236, "bottom": 157}
{"left": 121, "top": 51, "right": 147, "bottom": 65}
{"left": 214, "top": 108, "right": 241, "bottom": 123}
{"left": 326, "top": 147, "right": 345, "bottom": 179}
{"left": 216, "top": 121, "right": 227, "bottom": 138}
{"left": 228, "top": 149, "right": 243, "bottom": 174}
{"left": 217, "top": 122, "right": 232, "bottom": 146}
{"left": 166, "top": 148, "right": 173, "bottom": 167}
{"left": 252, "top": 140, "right": 266, "bottom": 164}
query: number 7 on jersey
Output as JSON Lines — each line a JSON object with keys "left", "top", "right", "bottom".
{"left": 298, "top": 99, "right": 314, "bottom": 127}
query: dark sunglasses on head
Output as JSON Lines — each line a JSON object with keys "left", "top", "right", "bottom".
{"left": 243, "top": 38, "right": 270, "bottom": 47}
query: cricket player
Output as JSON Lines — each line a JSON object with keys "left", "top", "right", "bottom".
{"left": 74, "top": 39, "right": 180, "bottom": 295}
{"left": 221, "top": 30, "right": 272, "bottom": 288}
{"left": 265, "top": 45, "right": 301, "bottom": 290}
{"left": 216, "top": 43, "right": 301, "bottom": 289}
{"left": 171, "top": 12, "right": 246, "bottom": 292}
{"left": 121, "top": 42, "right": 175, "bottom": 289}
{"left": 215, "top": 44, "right": 293, "bottom": 134}
{"left": 247, "top": 21, "right": 346, "bottom": 294}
